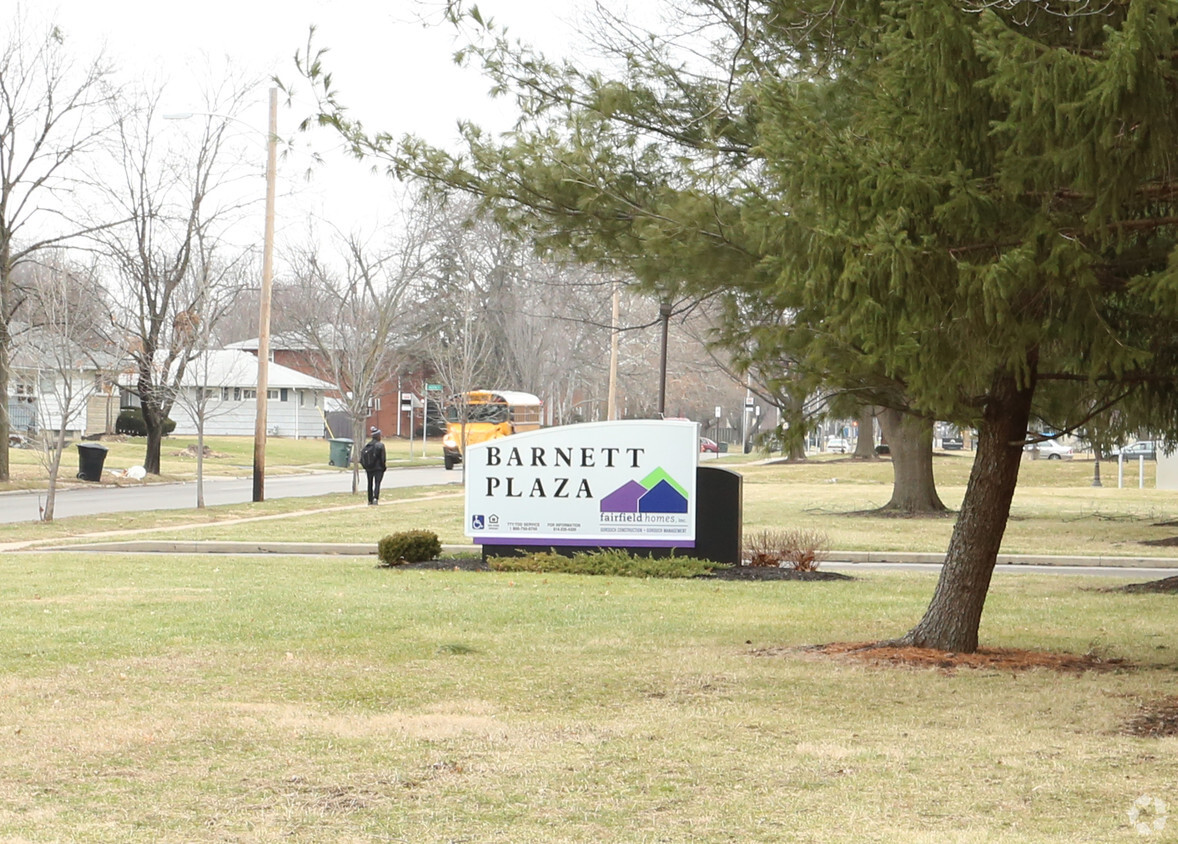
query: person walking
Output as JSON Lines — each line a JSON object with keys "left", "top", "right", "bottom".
{"left": 360, "top": 427, "right": 387, "bottom": 506}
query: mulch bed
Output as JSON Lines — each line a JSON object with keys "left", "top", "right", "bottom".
{"left": 700, "top": 566, "right": 852, "bottom": 581}
{"left": 1126, "top": 697, "right": 1178, "bottom": 738}
{"left": 1140, "top": 536, "right": 1178, "bottom": 547}
{"left": 403, "top": 557, "right": 851, "bottom": 581}
{"left": 1118, "top": 575, "right": 1178, "bottom": 594}
{"left": 773, "top": 641, "right": 1130, "bottom": 673}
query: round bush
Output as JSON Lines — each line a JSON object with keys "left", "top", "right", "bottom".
{"left": 115, "top": 407, "right": 176, "bottom": 437}
{"left": 378, "top": 530, "right": 443, "bottom": 567}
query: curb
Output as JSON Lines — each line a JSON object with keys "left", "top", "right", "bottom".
{"left": 22, "top": 541, "right": 1178, "bottom": 568}
{"left": 827, "top": 551, "right": 1178, "bottom": 569}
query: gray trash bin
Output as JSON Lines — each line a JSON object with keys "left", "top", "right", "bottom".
{"left": 329, "top": 438, "right": 353, "bottom": 467}
{"left": 76, "top": 442, "right": 109, "bottom": 481}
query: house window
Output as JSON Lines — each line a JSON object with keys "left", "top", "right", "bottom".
{"left": 222, "top": 387, "right": 231, "bottom": 402}
{"left": 14, "top": 381, "right": 35, "bottom": 403}
{"left": 280, "top": 388, "right": 289, "bottom": 402}
{"left": 243, "top": 388, "right": 278, "bottom": 400}
{"left": 298, "top": 390, "right": 305, "bottom": 407}
{"left": 368, "top": 396, "right": 381, "bottom": 412}
{"left": 235, "top": 388, "right": 243, "bottom": 401}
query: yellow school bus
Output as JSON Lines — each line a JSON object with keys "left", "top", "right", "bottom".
{"left": 442, "top": 390, "right": 544, "bottom": 470}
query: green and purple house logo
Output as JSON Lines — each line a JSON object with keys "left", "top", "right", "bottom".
{"left": 600, "top": 468, "right": 689, "bottom": 515}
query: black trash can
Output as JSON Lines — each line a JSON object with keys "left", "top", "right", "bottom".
{"left": 76, "top": 442, "right": 109, "bottom": 481}
{"left": 329, "top": 438, "right": 353, "bottom": 467}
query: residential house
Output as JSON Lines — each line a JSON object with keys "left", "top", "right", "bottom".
{"left": 8, "top": 322, "right": 120, "bottom": 441}
{"left": 226, "top": 333, "right": 435, "bottom": 439}
{"left": 119, "top": 349, "right": 334, "bottom": 438}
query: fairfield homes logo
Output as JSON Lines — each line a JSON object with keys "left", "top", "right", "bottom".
{"left": 599, "top": 468, "right": 690, "bottom": 522}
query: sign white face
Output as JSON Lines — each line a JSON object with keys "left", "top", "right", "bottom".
{"left": 464, "top": 420, "right": 698, "bottom": 547}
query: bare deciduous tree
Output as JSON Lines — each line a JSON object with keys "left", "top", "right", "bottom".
{"left": 165, "top": 252, "right": 252, "bottom": 507}
{"left": 0, "top": 8, "right": 116, "bottom": 481}
{"left": 12, "top": 252, "right": 116, "bottom": 520}
{"left": 97, "top": 80, "right": 256, "bottom": 475}
{"left": 284, "top": 217, "right": 428, "bottom": 494}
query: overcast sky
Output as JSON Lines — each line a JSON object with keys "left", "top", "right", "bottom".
{"left": 39, "top": 0, "right": 591, "bottom": 241}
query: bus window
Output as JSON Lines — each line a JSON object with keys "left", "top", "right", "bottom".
{"left": 442, "top": 390, "right": 544, "bottom": 470}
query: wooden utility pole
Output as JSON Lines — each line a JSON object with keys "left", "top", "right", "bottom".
{"left": 657, "top": 299, "right": 671, "bottom": 416}
{"left": 607, "top": 281, "right": 619, "bottom": 419}
{"left": 252, "top": 87, "right": 278, "bottom": 503}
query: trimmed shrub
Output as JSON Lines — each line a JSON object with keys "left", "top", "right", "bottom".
{"left": 378, "top": 530, "right": 443, "bottom": 567}
{"left": 115, "top": 407, "right": 176, "bottom": 437}
{"left": 744, "top": 529, "right": 829, "bottom": 571}
{"left": 488, "top": 548, "right": 719, "bottom": 579}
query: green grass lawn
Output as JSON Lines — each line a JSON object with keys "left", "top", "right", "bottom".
{"left": 2, "top": 449, "right": 1175, "bottom": 839}
{"left": 0, "top": 553, "right": 1173, "bottom": 842}
{"left": 14, "top": 450, "right": 1169, "bottom": 563}
{"left": 1, "top": 434, "right": 444, "bottom": 490}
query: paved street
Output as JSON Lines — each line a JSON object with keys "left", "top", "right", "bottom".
{"left": 0, "top": 466, "right": 458, "bottom": 523}
{"left": 824, "top": 561, "right": 1175, "bottom": 579}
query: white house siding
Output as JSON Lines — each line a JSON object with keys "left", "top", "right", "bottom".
{"left": 85, "top": 391, "right": 119, "bottom": 436}
{"left": 120, "top": 350, "right": 336, "bottom": 439}
{"left": 30, "top": 371, "right": 93, "bottom": 436}
{"left": 171, "top": 389, "right": 327, "bottom": 438}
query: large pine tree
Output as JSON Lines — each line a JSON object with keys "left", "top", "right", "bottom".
{"left": 753, "top": 1, "right": 1178, "bottom": 649}
{"left": 295, "top": 0, "right": 1178, "bottom": 651}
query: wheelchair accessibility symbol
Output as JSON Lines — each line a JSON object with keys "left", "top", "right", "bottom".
{"left": 471, "top": 515, "right": 486, "bottom": 531}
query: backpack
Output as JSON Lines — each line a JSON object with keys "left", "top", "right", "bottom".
{"left": 360, "top": 441, "right": 379, "bottom": 470}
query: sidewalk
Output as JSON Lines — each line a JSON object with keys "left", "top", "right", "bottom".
{"left": 5, "top": 489, "right": 1176, "bottom": 568}
{"left": 16, "top": 538, "right": 1178, "bottom": 568}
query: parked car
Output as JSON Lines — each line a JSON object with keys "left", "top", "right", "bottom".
{"left": 1025, "top": 439, "right": 1074, "bottom": 460}
{"left": 1113, "top": 440, "right": 1157, "bottom": 461}
{"left": 825, "top": 437, "right": 850, "bottom": 453}
{"left": 699, "top": 437, "right": 719, "bottom": 454}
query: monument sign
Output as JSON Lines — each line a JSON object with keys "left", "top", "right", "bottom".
{"left": 464, "top": 419, "right": 698, "bottom": 548}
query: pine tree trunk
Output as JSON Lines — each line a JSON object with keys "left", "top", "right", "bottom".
{"left": 898, "top": 372, "right": 1034, "bottom": 653}
{"left": 852, "top": 405, "right": 877, "bottom": 459}
{"left": 876, "top": 408, "right": 947, "bottom": 514}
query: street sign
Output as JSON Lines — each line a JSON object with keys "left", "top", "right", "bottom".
{"left": 426, "top": 384, "right": 443, "bottom": 392}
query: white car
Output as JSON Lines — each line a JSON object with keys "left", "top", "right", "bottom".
{"left": 1026, "top": 439, "right": 1074, "bottom": 460}
{"left": 825, "top": 437, "right": 850, "bottom": 453}
{"left": 1112, "top": 441, "right": 1157, "bottom": 461}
